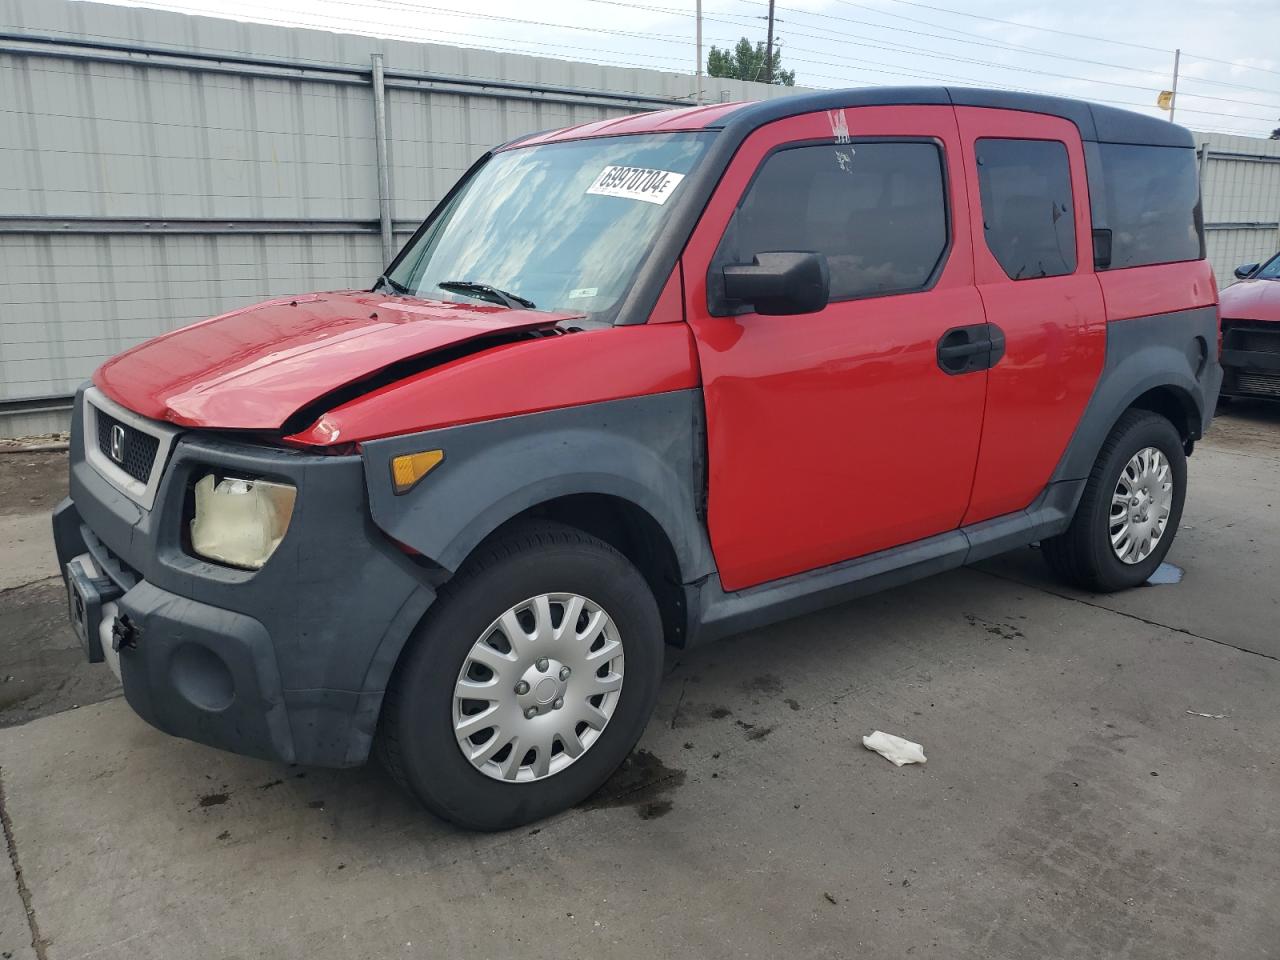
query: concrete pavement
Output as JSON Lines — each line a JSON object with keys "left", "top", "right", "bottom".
{"left": 0, "top": 408, "right": 1277, "bottom": 959}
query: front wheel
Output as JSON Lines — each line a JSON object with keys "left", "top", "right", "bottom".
{"left": 376, "top": 521, "right": 665, "bottom": 830}
{"left": 1042, "top": 409, "right": 1187, "bottom": 592}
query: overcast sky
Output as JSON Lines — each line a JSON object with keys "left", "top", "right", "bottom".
{"left": 99, "top": 0, "right": 1280, "bottom": 137}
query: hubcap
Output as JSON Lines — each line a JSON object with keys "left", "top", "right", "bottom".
{"left": 1109, "top": 446, "right": 1174, "bottom": 565}
{"left": 452, "top": 593, "right": 625, "bottom": 783}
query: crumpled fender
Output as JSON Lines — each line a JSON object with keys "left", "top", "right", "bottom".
{"left": 360, "top": 390, "right": 716, "bottom": 583}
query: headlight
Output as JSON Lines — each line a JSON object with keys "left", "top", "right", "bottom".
{"left": 190, "top": 474, "right": 296, "bottom": 570}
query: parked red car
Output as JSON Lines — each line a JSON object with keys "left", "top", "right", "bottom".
{"left": 55, "top": 88, "right": 1220, "bottom": 829}
{"left": 1220, "top": 251, "right": 1280, "bottom": 400}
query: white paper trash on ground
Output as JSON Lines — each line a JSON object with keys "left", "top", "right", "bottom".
{"left": 863, "top": 731, "right": 927, "bottom": 766}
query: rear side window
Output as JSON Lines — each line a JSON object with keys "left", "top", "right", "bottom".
{"left": 976, "top": 138, "right": 1077, "bottom": 280}
{"left": 715, "top": 141, "right": 949, "bottom": 302}
{"left": 1090, "top": 143, "right": 1202, "bottom": 269}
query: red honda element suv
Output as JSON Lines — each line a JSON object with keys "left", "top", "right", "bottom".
{"left": 55, "top": 88, "right": 1220, "bottom": 829}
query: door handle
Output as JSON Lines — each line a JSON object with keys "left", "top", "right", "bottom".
{"left": 938, "top": 340, "right": 990, "bottom": 361}
{"left": 937, "top": 325, "right": 990, "bottom": 375}
{"left": 937, "top": 323, "right": 1006, "bottom": 375}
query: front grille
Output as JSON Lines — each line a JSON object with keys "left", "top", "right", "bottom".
{"left": 95, "top": 409, "right": 160, "bottom": 484}
{"left": 1223, "top": 321, "right": 1280, "bottom": 354}
{"left": 1235, "top": 372, "right": 1280, "bottom": 398}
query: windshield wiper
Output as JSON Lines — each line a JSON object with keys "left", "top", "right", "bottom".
{"left": 438, "top": 280, "right": 536, "bottom": 310}
{"left": 374, "top": 273, "right": 411, "bottom": 296}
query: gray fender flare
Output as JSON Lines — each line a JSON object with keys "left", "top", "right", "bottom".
{"left": 360, "top": 390, "right": 715, "bottom": 582}
{"left": 1052, "top": 307, "right": 1219, "bottom": 483}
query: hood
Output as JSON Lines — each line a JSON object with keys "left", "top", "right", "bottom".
{"left": 94, "top": 291, "right": 573, "bottom": 430}
{"left": 1219, "top": 279, "right": 1280, "bottom": 323}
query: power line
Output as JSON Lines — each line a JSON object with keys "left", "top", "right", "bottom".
{"left": 734, "top": 1, "right": 1280, "bottom": 111}
{"left": 872, "top": 0, "right": 1280, "bottom": 80}
{"left": 732, "top": 0, "right": 1280, "bottom": 101}
{"left": 101, "top": 0, "right": 1280, "bottom": 132}
{"left": 778, "top": 51, "right": 1274, "bottom": 128}
{"left": 108, "top": 0, "right": 701, "bottom": 74}
{"left": 597, "top": 0, "right": 1280, "bottom": 103}
{"left": 652, "top": 3, "right": 1280, "bottom": 121}
{"left": 823, "top": 0, "right": 1280, "bottom": 95}
{"left": 868, "top": 0, "right": 1170, "bottom": 54}
{"left": 751, "top": 0, "right": 1175, "bottom": 80}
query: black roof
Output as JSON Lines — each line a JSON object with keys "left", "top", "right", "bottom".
{"left": 712, "top": 86, "right": 1194, "bottom": 149}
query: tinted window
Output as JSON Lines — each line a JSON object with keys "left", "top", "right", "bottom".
{"left": 1092, "top": 143, "right": 1202, "bottom": 269}
{"left": 976, "top": 138, "right": 1077, "bottom": 280}
{"left": 1258, "top": 253, "right": 1280, "bottom": 280}
{"left": 716, "top": 141, "right": 949, "bottom": 302}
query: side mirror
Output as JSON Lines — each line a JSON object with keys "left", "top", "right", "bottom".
{"left": 722, "top": 252, "right": 830, "bottom": 316}
{"left": 1234, "top": 262, "right": 1260, "bottom": 280}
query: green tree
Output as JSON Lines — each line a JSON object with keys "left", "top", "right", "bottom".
{"left": 707, "top": 37, "right": 795, "bottom": 86}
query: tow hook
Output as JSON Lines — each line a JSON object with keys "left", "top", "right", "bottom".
{"left": 111, "top": 614, "right": 139, "bottom": 652}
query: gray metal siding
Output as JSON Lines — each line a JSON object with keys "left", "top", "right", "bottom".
{"left": 0, "top": 0, "right": 792, "bottom": 434}
{"left": 1196, "top": 133, "right": 1280, "bottom": 285}
{"left": 5, "top": 0, "right": 1280, "bottom": 439}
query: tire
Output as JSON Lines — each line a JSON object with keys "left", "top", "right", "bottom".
{"left": 376, "top": 520, "right": 664, "bottom": 830}
{"left": 1042, "top": 409, "right": 1187, "bottom": 592}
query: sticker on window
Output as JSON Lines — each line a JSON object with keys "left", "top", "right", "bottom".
{"left": 586, "top": 166, "right": 686, "bottom": 205}
{"left": 568, "top": 287, "right": 599, "bottom": 299}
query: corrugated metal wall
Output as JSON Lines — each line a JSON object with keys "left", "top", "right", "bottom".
{"left": 3, "top": 0, "right": 1280, "bottom": 438}
{"left": 1196, "top": 133, "right": 1280, "bottom": 284}
{"left": 0, "top": 0, "right": 792, "bottom": 436}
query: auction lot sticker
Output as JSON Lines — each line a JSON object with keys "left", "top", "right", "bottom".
{"left": 586, "top": 166, "right": 686, "bottom": 205}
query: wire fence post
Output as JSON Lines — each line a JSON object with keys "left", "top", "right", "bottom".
{"left": 371, "top": 52, "right": 395, "bottom": 266}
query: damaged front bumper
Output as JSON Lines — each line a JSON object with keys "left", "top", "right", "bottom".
{"left": 53, "top": 388, "right": 434, "bottom": 767}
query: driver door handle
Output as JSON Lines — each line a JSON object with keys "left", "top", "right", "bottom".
{"left": 936, "top": 323, "right": 1006, "bottom": 375}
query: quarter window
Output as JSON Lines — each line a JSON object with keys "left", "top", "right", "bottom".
{"left": 976, "top": 138, "right": 1077, "bottom": 280}
{"left": 1090, "top": 142, "right": 1202, "bottom": 269}
{"left": 715, "top": 141, "right": 949, "bottom": 303}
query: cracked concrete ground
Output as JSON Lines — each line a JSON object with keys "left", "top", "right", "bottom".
{"left": 0, "top": 405, "right": 1277, "bottom": 959}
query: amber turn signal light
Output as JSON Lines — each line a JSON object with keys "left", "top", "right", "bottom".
{"left": 390, "top": 449, "right": 445, "bottom": 494}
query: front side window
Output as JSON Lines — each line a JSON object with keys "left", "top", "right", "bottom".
{"left": 1253, "top": 252, "right": 1280, "bottom": 280}
{"left": 715, "top": 140, "right": 950, "bottom": 302}
{"left": 976, "top": 138, "right": 1077, "bottom": 280}
{"left": 388, "top": 133, "right": 713, "bottom": 320}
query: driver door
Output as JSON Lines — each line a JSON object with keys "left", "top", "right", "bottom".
{"left": 683, "top": 105, "right": 990, "bottom": 591}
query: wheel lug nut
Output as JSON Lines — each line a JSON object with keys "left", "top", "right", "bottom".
{"left": 559, "top": 666, "right": 571, "bottom": 680}
{"left": 524, "top": 706, "right": 538, "bottom": 719}
{"left": 553, "top": 698, "right": 564, "bottom": 710}
{"left": 536, "top": 658, "right": 549, "bottom": 672}
{"left": 514, "top": 680, "right": 530, "bottom": 695}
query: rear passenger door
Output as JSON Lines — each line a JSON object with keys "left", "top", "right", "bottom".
{"left": 954, "top": 108, "right": 1107, "bottom": 524}
{"left": 684, "top": 106, "right": 989, "bottom": 591}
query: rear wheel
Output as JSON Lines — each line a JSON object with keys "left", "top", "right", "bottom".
{"left": 377, "top": 521, "right": 664, "bottom": 830}
{"left": 1042, "top": 409, "right": 1186, "bottom": 592}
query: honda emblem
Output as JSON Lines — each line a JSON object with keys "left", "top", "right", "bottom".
{"left": 109, "top": 424, "right": 126, "bottom": 464}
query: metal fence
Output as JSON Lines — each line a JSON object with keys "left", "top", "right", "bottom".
{"left": 0, "top": 0, "right": 791, "bottom": 436}
{"left": 1197, "top": 133, "right": 1280, "bottom": 283}
{"left": 3, "top": 0, "right": 1280, "bottom": 438}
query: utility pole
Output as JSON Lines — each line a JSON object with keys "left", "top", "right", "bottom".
{"left": 763, "top": 0, "right": 776, "bottom": 85}
{"left": 1169, "top": 47, "right": 1181, "bottom": 123}
{"left": 695, "top": 0, "right": 703, "bottom": 104}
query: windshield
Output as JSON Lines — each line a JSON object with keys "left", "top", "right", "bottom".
{"left": 387, "top": 132, "right": 714, "bottom": 320}
{"left": 1257, "top": 253, "right": 1280, "bottom": 280}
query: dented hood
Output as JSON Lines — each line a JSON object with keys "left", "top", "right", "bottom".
{"left": 1219, "top": 279, "right": 1280, "bottom": 323}
{"left": 93, "top": 291, "right": 570, "bottom": 429}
